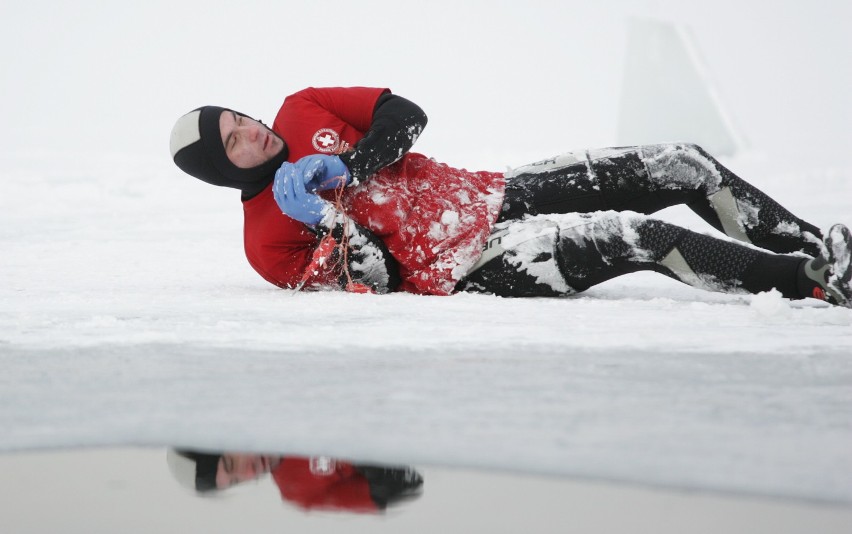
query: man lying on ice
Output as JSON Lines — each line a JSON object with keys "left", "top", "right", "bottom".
{"left": 169, "top": 87, "right": 852, "bottom": 306}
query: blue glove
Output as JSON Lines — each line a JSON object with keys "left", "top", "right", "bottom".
{"left": 272, "top": 162, "right": 331, "bottom": 226}
{"left": 295, "top": 154, "right": 351, "bottom": 192}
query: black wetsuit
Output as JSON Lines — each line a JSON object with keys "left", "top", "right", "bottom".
{"left": 460, "top": 143, "right": 824, "bottom": 300}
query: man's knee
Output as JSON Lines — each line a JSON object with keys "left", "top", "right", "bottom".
{"left": 556, "top": 211, "right": 685, "bottom": 263}
{"left": 554, "top": 211, "right": 633, "bottom": 261}
{"left": 639, "top": 142, "right": 723, "bottom": 193}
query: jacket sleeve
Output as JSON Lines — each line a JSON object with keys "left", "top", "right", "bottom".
{"left": 308, "top": 210, "right": 401, "bottom": 294}
{"left": 338, "top": 93, "right": 428, "bottom": 184}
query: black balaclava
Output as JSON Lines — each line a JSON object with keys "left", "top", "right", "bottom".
{"left": 172, "top": 450, "right": 221, "bottom": 492}
{"left": 169, "top": 106, "right": 289, "bottom": 199}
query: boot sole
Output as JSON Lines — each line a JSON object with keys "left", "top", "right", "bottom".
{"left": 826, "top": 224, "right": 852, "bottom": 307}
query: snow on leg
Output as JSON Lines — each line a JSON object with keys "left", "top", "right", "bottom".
{"left": 459, "top": 212, "right": 661, "bottom": 297}
{"left": 557, "top": 210, "right": 806, "bottom": 298}
{"left": 459, "top": 216, "right": 575, "bottom": 297}
{"left": 638, "top": 143, "right": 823, "bottom": 256}
{"left": 552, "top": 211, "right": 686, "bottom": 292}
{"left": 460, "top": 211, "right": 807, "bottom": 300}
{"left": 503, "top": 143, "right": 823, "bottom": 257}
{"left": 501, "top": 147, "right": 708, "bottom": 221}
{"left": 500, "top": 151, "right": 605, "bottom": 222}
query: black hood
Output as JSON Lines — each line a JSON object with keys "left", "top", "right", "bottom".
{"left": 170, "top": 106, "right": 289, "bottom": 199}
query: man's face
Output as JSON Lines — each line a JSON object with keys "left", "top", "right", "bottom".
{"left": 215, "top": 453, "right": 281, "bottom": 489}
{"left": 219, "top": 111, "right": 284, "bottom": 168}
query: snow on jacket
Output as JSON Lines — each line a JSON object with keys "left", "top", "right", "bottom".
{"left": 242, "top": 87, "right": 505, "bottom": 295}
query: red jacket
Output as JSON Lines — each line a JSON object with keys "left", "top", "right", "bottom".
{"left": 242, "top": 87, "right": 505, "bottom": 295}
{"left": 272, "top": 457, "right": 377, "bottom": 513}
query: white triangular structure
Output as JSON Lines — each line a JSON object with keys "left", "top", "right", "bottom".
{"left": 617, "top": 18, "right": 747, "bottom": 156}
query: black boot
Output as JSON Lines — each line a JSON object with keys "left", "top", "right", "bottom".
{"left": 799, "top": 224, "right": 852, "bottom": 307}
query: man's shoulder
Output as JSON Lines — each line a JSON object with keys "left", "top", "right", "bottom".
{"left": 280, "top": 86, "right": 389, "bottom": 110}
{"left": 243, "top": 188, "right": 315, "bottom": 245}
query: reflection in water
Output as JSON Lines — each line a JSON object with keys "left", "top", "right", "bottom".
{"left": 2, "top": 449, "right": 848, "bottom": 533}
{"left": 167, "top": 449, "right": 424, "bottom": 514}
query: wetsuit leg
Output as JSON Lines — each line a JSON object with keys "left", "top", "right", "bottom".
{"left": 459, "top": 211, "right": 810, "bottom": 299}
{"left": 501, "top": 144, "right": 823, "bottom": 256}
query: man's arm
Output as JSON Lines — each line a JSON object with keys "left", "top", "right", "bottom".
{"left": 313, "top": 211, "right": 400, "bottom": 293}
{"left": 338, "top": 94, "right": 428, "bottom": 184}
{"left": 273, "top": 162, "right": 400, "bottom": 293}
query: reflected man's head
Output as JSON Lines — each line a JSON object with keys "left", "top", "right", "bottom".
{"left": 167, "top": 449, "right": 280, "bottom": 492}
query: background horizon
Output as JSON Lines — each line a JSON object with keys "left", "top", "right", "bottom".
{"left": 1, "top": 0, "right": 850, "bottom": 171}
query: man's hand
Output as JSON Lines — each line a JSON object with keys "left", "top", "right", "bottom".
{"left": 295, "top": 154, "right": 351, "bottom": 192}
{"left": 272, "top": 162, "right": 331, "bottom": 226}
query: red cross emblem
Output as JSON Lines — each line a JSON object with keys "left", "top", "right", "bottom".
{"left": 311, "top": 128, "right": 340, "bottom": 153}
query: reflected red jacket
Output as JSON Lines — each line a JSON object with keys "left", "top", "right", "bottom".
{"left": 242, "top": 87, "right": 505, "bottom": 295}
{"left": 271, "top": 457, "right": 377, "bottom": 513}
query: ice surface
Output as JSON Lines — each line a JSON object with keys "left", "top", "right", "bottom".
{"left": 1, "top": 152, "right": 851, "bottom": 505}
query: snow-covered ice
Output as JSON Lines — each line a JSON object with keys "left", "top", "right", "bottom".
{"left": 1, "top": 151, "right": 850, "bottom": 505}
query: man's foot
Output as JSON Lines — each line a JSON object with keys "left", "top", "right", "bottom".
{"left": 803, "top": 224, "right": 852, "bottom": 307}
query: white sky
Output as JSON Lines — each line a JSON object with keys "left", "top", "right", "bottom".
{"left": 1, "top": 0, "right": 850, "bottom": 169}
